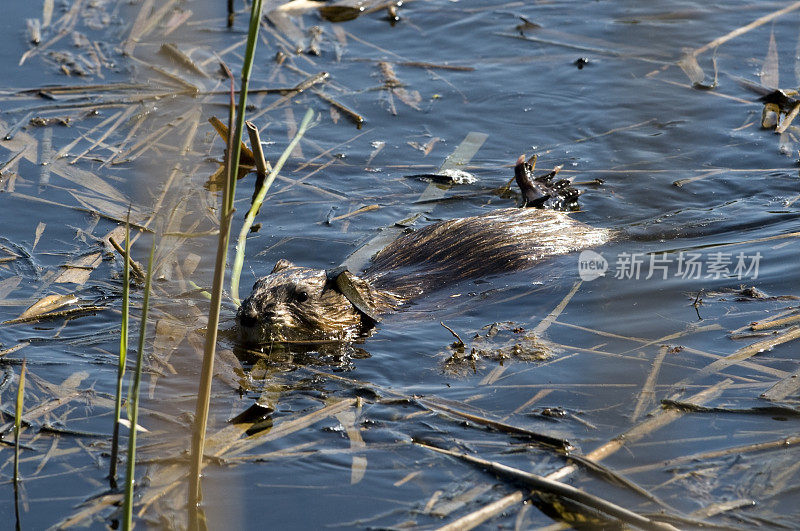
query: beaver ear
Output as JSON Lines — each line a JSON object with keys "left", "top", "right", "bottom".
{"left": 272, "top": 259, "right": 294, "bottom": 273}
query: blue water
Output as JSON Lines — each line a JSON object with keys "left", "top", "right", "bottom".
{"left": 0, "top": 0, "right": 798, "bottom": 528}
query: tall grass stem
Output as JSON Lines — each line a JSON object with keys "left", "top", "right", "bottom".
{"left": 188, "top": 1, "right": 263, "bottom": 526}
{"left": 122, "top": 236, "right": 156, "bottom": 530}
{"left": 13, "top": 359, "right": 25, "bottom": 531}
{"left": 110, "top": 214, "right": 131, "bottom": 486}
{"left": 13, "top": 359, "right": 26, "bottom": 485}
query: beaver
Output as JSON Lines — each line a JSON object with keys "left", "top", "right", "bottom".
{"left": 237, "top": 155, "right": 612, "bottom": 344}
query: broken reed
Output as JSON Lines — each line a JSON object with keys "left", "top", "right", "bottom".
{"left": 230, "top": 108, "right": 314, "bottom": 304}
{"left": 122, "top": 236, "right": 156, "bottom": 530}
{"left": 188, "top": 0, "right": 264, "bottom": 523}
{"left": 109, "top": 215, "right": 131, "bottom": 486}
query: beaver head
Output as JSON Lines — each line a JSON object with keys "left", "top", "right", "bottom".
{"left": 236, "top": 259, "right": 393, "bottom": 344}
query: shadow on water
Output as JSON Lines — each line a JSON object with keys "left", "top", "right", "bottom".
{"left": 0, "top": 0, "right": 798, "bottom": 528}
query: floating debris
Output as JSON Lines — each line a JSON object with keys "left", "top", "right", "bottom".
{"left": 319, "top": 0, "right": 404, "bottom": 23}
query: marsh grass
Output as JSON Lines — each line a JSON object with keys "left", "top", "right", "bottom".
{"left": 122, "top": 236, "right": 156, "bottom": 530}
{"left": 3, "top": 1, "right": 800, "bottom": 529}
{"left": 188, "top": 0, "right": 264, "bottom": 524}
{"left": 109, "top": 214, "right": 131, "bottom": 487}
{"left": 13, "top": 359, "right": 26, "bottom": 485}
{"left": 13, "top": 358, "right": 25, "bottom": 531}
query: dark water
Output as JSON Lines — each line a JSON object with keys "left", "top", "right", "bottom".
{"left": 0, "top": 0, "right": 798, "bottom": 528}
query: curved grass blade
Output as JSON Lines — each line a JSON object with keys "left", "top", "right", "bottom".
{"left": 230, "top": 107, "right": 315, "bottom": 304}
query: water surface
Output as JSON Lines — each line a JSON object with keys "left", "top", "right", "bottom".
{"left": 0, "top": 0, "right": 798, "bottom": 528}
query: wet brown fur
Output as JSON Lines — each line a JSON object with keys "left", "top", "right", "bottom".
{"left": 365, "top": 208, "right": 610, "bottom": 298}
{"left": 238, "top": 208, "right": 611, "bottom": 343}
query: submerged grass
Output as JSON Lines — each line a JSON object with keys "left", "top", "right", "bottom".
{"left": 188, "top": 0, "right": 264, "bottom": 524}
{"left": 109, "top": 214, "right": 131, "bottom": 487}
{"left": 122, "top": 236, "right": 156, "bottom": 530}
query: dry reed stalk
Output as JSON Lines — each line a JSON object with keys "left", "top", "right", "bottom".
{"left": 188, "top": 2, "right": 264, "bottom": 524}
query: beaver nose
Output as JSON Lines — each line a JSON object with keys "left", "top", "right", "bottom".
{"left": 239, "top": 308, "right": 259, "bottom": 328}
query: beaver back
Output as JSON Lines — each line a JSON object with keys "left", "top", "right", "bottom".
{"left": 365, "top": 208, "right": 611, "bottom": 297}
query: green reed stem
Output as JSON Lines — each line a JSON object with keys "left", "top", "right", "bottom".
{"left": 122, "top": 236, "right": 156, "bottom": 530}
{"left": 225, "top": 0, "right": 262, "bottom": 216}
{"left": 230, "top": 108, "right": 315, "bottom": 304}
{"left": 188, "top": 1, "right": 263, "bottom": 526}
{"left": 109, "top": 215, "right": 131, "bottom": 486}
{"left": 13, "top": 359, "right": 26, "bottom": 486}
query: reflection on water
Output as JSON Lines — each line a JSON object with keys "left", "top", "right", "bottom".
{"left": 0, "top": 0, "right": 798, "bottom": 528}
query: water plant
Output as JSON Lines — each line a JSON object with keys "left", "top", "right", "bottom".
{"left": 14, "top": 359, "right": 26, "bottom": 485}
{"left": 122, "top": 236, "right": 156, "bottom": 529}
{"left": 109, "top": 214, "right": 131, "bottom": 487}
{"left": 230, "top": 108, "right": 315, "bottom": 304}
{"left": 188, "top": 0, "right": 264, "bottom": 523}
{"left": 14, "top": 358, "right": 26, "bottom": 531}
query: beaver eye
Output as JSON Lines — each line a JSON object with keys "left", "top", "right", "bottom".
{"left": 295, "top": 290, "right": 309, "bottom": 303}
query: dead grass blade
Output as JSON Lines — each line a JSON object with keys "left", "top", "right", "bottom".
{"left": 417, "top": 397, "right": 570, "bottom": 451}
{"left": 2, "top": 305, "right": 108, "bottom": 325}
{"left": 419, "top": 442, "right": 679, "bottom": 531}
{"left": 159, "top": 43, "right": 209, "bottom": 78}
{"left": 533, "top": 281, "right": 581, "bottom": 335}
{"left": 776, "top": 103, "right": 800, "bottom": 134}
{"left": 70, "top": 106, "right": 136, "bottom": 164}
{"left": 334, "top": 405, "right": 367, "bottom": 485}
{"left": 692, "top": 2, "right": 800, "bottom": 57}
{"left": 208, "top": 116, "right": 256, "bottom": 166}
{"left": 621, "top": 435, "right": 800, "bottom": 475}
{"left": 52, "top": 252, "right": 102, "bottom": 285}
{"left": 16, "top": 294, "right": 78, "bottom": 321}
{"left": 631, "top": 346, "right": 668, "bottom": 422}
{"left": 760, "top": 29, "right": 780, "bottom": 89}
{"left": 760, "top": 373, "right": 800, "bottom": 401}
{"left": 670, "top": 326, "right": 800, "bottom": 391}
{"left": 551, "top": 379, "right": 733, "bottom": 481}
{"left": 313, "top": 90, "right": 364, "bottom": 128}
{"left": 435, "top": 491, "right": 525, "bottom": 531}
{"left": 124, "top": 0, "right": 179, "bottom": 56}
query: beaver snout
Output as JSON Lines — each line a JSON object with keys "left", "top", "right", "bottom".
{"left": 237, "top": 305, "right": 260, "bottom": 328}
